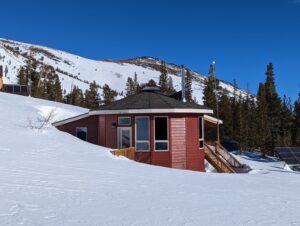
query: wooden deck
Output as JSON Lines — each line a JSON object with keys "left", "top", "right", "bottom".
{"left": 111, "top": 147, "right": 135, "bottom": 160}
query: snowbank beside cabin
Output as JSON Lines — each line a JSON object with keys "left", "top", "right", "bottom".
{"left": 0, "top": 93, "right": 300, "bottom": 226}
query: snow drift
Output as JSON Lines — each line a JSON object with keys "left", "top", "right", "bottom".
{"left": 0, "top": 93, "right": 299, "bottom": 226}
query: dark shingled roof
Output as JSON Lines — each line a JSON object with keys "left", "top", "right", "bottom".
{"left": 97, "top": 89, "right": 211, "bottom": 111}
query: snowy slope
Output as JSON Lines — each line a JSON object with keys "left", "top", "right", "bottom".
{"left": 0, "top": 38, "right": 249, "bottom": 104}
{"left": 0, "top": 92, "right": 299, "bottom": 226}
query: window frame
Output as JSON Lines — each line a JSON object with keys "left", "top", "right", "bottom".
{"left": 199, "top": 117, "right": 204, "bottom": 148}
{"left": 117, "top": 127, "right": 132, "bottom": 149}
{"left": 118, "top": 116, "right": 131, "bottom": 126}
{"left": 154, "top": 116, "right": 169, "bottom": 152}
{"left": 135, "top": 116, "right": 150, "bottom": 152}
{"left": 76, "top": 127, "right": 88, "bottom": 141}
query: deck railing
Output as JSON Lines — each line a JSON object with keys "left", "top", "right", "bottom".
{"left": 215, "top": 142, "right": 243, "bottom": 168}
{"left": 111, "top": 147, "right": 135, "bottom": 160}
{"left": 204, "top": 143, "right": 235, "bottom": 173}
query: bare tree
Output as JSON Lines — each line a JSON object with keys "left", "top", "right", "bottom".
{"left": 27, "top": 108, "right": 56, "bottom": 131}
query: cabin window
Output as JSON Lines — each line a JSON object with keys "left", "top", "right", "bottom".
{"left": 5, "top": 85, "right": 13, "bottom": 93}
{"left": 135, "top": 117, "right": 150, "bottom": 151}
{"left": 118, "top": 117, "right": 131, "bottom": 126}
{"left": 21, "top": 86, "right": 28, "bottom": 93}
{"left": 154, "top": 116, "right": 168, "bottom": 151}
{"left": 76, "top": 127, "right": 87, "bottom": 141}
{"left": 14, "top": 85, "right": 20, "bottom": 93}
{"left": 199, "top": 117, "right": 204, "bottom": 148}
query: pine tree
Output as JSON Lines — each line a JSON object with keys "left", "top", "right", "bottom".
{"left": 52, "top": 74, "right": 63, "bottom": 102}
{"left": 17, "top": 66, "right": 29, "bottom": 85}
{"left": 231, "top": 79, "right": 240, "bottom": 142}
{"left": 133, "top": 72, "right": 140, "bottom": 93}
{"left": 159, "top": 61, "right": 168, "bottom": 93}
{"left": 264, "top": 63, "right": 281, "bottom": 155}
{"left": 165, "top": 76, "right": 175, "bottom": 95}
{"left": 125, "top": 77, "right": 135, "bottom": 96}
{"left": 203, "top": 63, "right": 220, "bottom": 116}
{"left": 292, "top": 94, "right": 300, "bottom": 146}
{"left": 185, "top": 70, "right": 193, "bottom": 101}
{"left": 66, "top": 86, "right": 84, "bottom": 106}
{"left": 44, "top": 65, "right": 62, "bottom": 102}
{"left": 219, "top": 90, "right": 233, "bottom": 140}
{"left": 256, "top": 83, "right": 271, "bottom": 156}
{"left": 248, "top": 95, "right": 257, "bottom": 149}
{"left": 84, "top": 81, "right": 100, "bottom": 109}
{"left": 147, "top": 79, "right": 158, "bottom": 87}
{"left": 238, "top": 93, "right": 247, "bottom": 151}
{"left": 280, "top": 95, "right": 293, "bottom": 146}
{"left": 102, "top": 84, "right": 118, "bottom": 105}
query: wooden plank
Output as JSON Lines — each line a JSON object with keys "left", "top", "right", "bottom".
{"left": 111, "top": 147, "right": 135, "bottom": 160}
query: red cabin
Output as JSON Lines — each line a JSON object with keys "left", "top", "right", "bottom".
{"left": 53, "top": 88, "right": 222, "bottom": 172}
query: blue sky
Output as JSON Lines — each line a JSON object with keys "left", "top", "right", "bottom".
{"left": 1, "top": 0, "right": 300, "bottom": 100}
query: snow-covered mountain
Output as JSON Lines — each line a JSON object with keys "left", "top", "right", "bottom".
{"left": 0, "top": 38, "right": 248, "bottom": 103}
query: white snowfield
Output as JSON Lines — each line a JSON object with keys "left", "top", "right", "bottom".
{"left": 0, "top": 93, "right": 299, "bottom": 226}
{"left": 0, "top": 38, "right": 249, "bottom": 104}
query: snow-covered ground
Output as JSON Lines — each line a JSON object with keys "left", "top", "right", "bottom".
{"left": 0, "top": 93, "right": 299, "bottom": 226}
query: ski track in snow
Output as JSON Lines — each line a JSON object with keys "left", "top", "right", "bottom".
{"left": 0, "top": 93, "right": 300, "bottom": 226}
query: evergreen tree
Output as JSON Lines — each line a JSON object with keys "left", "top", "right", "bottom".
{"left": 66, "top": 86, "right": 84, "bottom": 106}
{"left": 44, "top": 65, "right": 62, "bottom": 102}
{"left": 203, "top": 63, "right": 220, "bottom": 116}
{"left": 231, "top": 79, "right": 240, "bottom": 142}
{"left": 238, "top": 93, "right": 247, "bottom": 151}
{"left": 256, "top": 83, "right": 271, "bottom": 156}
{"left": 133, "top": 72, "right": 140, "bottom": 93}
{"left": 292, "top": 94, "right": 300, "bottom": 146}
{"left": 166, "top": 76, "right": 175, "bottom": 95}
{"left": 219, "top": 90, "right": 233, "bottom": 140}
{"left": 248, "top": 95, "right": 258, "bottom": 149}
{"left": 84, "top": 81, "right": 100, "bottom": 109}
{"left": 52, "top": 74, "right": 63, "bottom": 102}
{"left": 159, "top": 61, "right": 168, "bottom": 93}
{"left": 102, "top": 84, "right": 118, "bottom": 105}
{"left": 17, "top": 66, "right": 29, "bottom": 85}
{"left": 185, "top": 70, "right": 193, "bottom": 101}
{"left": 125, "top": 77, "right": 135, "bottom": 96}
{"left": 280, "top": 95, "right": 293, "bottom": 146}
{"left": 264, "top": 63, "right": 281, "bottom": 155}
{"left": 146, "top": 79, "right": 158, "bottom": 87}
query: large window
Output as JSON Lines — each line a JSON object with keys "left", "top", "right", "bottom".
{"left": 199, "top": 117, "right": 204, "bottom": 148}
{"left": 135, "top": 117, "right": 150, "bottom": 151}
{"left": 76, "top": 127, "right": 87, "bottom": 141}
{"left": 155, "top": 116, "right": 168, "bottom": 151}
{"left": 118, "top": 117, "right": 131, "bottom": 126}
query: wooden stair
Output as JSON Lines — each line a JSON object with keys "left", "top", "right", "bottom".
{"left": 204, "top": 142, "right": 248, "bottom": 173}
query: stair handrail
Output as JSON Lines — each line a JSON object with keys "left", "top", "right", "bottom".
{"left": 215, "top": 142, "right": 243, "bottom": 168}
{"left": 204, "top": 143, "right": 235, "bottom": 173}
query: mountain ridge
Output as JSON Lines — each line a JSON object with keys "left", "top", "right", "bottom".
{"left": 0, "top": 38, "right": 249, "bottom": 103}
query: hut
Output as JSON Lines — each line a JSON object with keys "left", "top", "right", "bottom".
{"left": 53, "top": 87, "right": 224, "bottom": 172}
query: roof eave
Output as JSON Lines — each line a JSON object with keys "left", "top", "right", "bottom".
{"left": 90, "top": 108, "right": 213, "bottom": 115}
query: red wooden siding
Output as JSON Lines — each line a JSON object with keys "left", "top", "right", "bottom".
{"left": 99, "top": 116, "right": 106, "bottom": 146}
{"left": 170, "top": 117, "right": 186, "bottom": 169}
{"left": 185, "top": 116, "right": 205, "bottom": 171}
{"left": 56, "top": 113, "right": 205, "bottom": 172}
{"left": 150, "top": 115, "right": 171, "bottom": 167}
{"left": 57, "top": 115, "right": 99, "bottom": 145}
{"left": 104, "top": 115, "right": 118, "bottom": 149}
